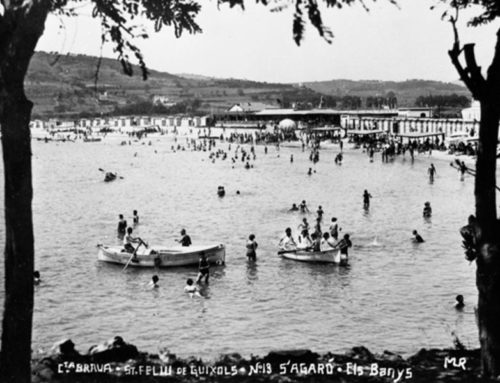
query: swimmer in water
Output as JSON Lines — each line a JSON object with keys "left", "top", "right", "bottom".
{"left": 246, "top": 234, "right": 258, "bottom": 261}
{"left": 148, "top": 275, "right": 159, "bottom": 289}
{"left": 336, "top": 234, "right": 352, "bottom": 264}
{"left": 196, "top": 252, "right": 210, "bottom": 284}
{"left": 455, "top": 295, "right": 465, "bottom": 310}
{"left": 329, "top": 217, "right": 339, "bottom": 240}
{"left": 184, "top": 278, "right": 201, "bottom": 297}
{"left": 298, "top": 218, "right": 310, "bottom": 232}
{"left": 117, "top": 214, "right": 127, "bottom": 235}
{"left": 423, "top": 202, "right": 432, "bottom": 218}
{"left": 412, "top": 230, "right": 424, "bottom": 243}
{"left": 133, "top": 210, "right": 139, "bottom": 225}
{"left": 34, "top": 271, "right": 41, "bottom": 286}
{"left": 428, "top": 164, "right": 437, "bottom": 182}
{"left": 289, "top": 203, "right": 299, "bottom": 211}
{"left": 363, "top": 190, "right": 372, "bottom": 209}
{"left": 317, "top": 206, "right": 324, "bottom": 220}
{"left": 299, "top": 200, "right": 310, "bottom": 213}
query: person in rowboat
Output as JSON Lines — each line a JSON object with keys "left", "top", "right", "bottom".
{"left": 123, "top": 227, "right": 143, "bottom": 254}
{"left": 321, "top": 232, "right": 337, "bottom": 251}
{"left": 176, "top": 229, "right": 192, "bottom": 247}
{"left": 279, "top": 228, "right": 297, "bottom": 251}
{"left": 298, "top": 229, "right": 312, "bottom": 248}
{"left": 196, "top": 252, "right": 210, "bottom": 284}
{"left": 307, "top": 232, "right": 321, "bottom": 252}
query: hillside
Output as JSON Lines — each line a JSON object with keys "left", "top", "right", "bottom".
{"left": 26, "top": 51, "right": 471, "bottom": 118}
{"left": 303, "top": 79, "right": 469, "bottom": 105}
{"left": 26, "top": 52, "right": 294, "bottom": 118}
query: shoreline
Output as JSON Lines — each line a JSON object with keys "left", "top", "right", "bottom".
{"left": 32, "top": 337, "right": 483, "bottom": 383}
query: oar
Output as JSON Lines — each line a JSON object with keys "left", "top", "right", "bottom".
{"left": 122, "top": 240, "right": 143, "bottom": 272}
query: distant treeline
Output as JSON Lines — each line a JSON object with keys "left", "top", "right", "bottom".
{"left": 276, "top": 89, "right": 397, "bottom": 109}
{"left": 415, "top": 94, "right": 470, "bottom": 108}
{"left": 107, "top": 99, "right": 205, "bottom": 117}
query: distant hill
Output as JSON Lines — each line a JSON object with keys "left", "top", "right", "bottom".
{"left": 25, "top": 51, "right": 471, "bottom": 118}
{"left": 303, "top": 79, "right": 469, "bottom": 106}
{"left": 26, "top": 51, "right": 294, "bottom": 118}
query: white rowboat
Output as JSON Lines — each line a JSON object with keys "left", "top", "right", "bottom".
{"left": 278, "top": 248, "right": 348, "bottom": 265}
{"left": 97, "top": 243, "right": 225, "bottom": 268}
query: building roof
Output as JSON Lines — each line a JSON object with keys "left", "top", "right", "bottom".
{"left": 311, "top": 127, "right": 341, "bottom": 131}
{"left": 228, "top": 102, "right": 279, "bottom": 113}
{"left": 395, "top": 132, "right": 445, "bottom": 138}
{"left": 347, "top": 129, "right": 385, "bottom": 135}
{"left": 254, "top": 108, "right": 398, "bottom": 117}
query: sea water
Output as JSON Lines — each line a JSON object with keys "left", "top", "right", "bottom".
{"left": 0, "top": 135, "right": 480, "bottom": 358}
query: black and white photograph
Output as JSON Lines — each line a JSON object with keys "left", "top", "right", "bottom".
{"left": 0, "top": 0, "right": 499, "bottom": 382}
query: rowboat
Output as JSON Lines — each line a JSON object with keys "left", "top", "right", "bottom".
{"left": 278, "top": 248, "right": 348, "bottom": 265}
{"left": 97, "top": 243, "right": 226, "bottom": 268}
{"left": 104, "top": 172, "right": 117, "bottom": 182}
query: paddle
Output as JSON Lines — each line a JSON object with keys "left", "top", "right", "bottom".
{"left": 122, "top": 239, "right": 145, "bottom": 272}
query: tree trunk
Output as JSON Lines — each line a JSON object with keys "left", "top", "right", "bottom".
{"left": 475, "top": 100, "right": 500, "bottom": 378}
{"left": 0, "top": 3, "right": 50, "bottom": 382}
{"left": 0, "top": 92, "right": 35, "bottom": 383}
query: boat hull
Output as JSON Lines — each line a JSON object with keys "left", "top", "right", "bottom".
{"left": 279, "top": 249, "right": 348, "bottom": 265}
{"left": 97, "top": 243, "right": 226, "bottom": 268}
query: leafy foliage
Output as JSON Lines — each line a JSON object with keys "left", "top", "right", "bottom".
{"left": 437, "top": 0, "right": 500, "bottom": 26}
{"left": 49, "top": 0, "right": 203, "bottom": 80}
{"left": 416, "top": 93, "right": 470, "bottom": 108}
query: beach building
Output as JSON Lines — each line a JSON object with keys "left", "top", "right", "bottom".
{"left": 398, "top": 107, "right": 434, "bottom": 118}
{"left": 462, "top": 101, "right": 480, "bottom": 121}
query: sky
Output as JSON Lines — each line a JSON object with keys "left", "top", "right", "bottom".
{"left": 35, "top": 0, "right": 499, "bottom": 83}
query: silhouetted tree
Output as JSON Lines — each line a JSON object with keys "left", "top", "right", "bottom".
{"left": 0, "top": 1, "right": 201, "bottom": 382}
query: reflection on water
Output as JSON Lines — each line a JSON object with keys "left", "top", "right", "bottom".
{"left": 0, "top": 136, "right": 485, "bottom": 358}
{"left": 246, "top": 261, "right": 259, "bottom": 284}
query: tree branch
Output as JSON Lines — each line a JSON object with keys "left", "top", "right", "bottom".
{"left": 486, "top": 28, "right": 500, "bottom": 101}
{"left": 447, "top": 7, "right": 487, "bottom": 100}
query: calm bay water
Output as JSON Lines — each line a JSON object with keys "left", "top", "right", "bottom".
{"left": 0, "top": 134, "right": 480, "bottom": 358}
